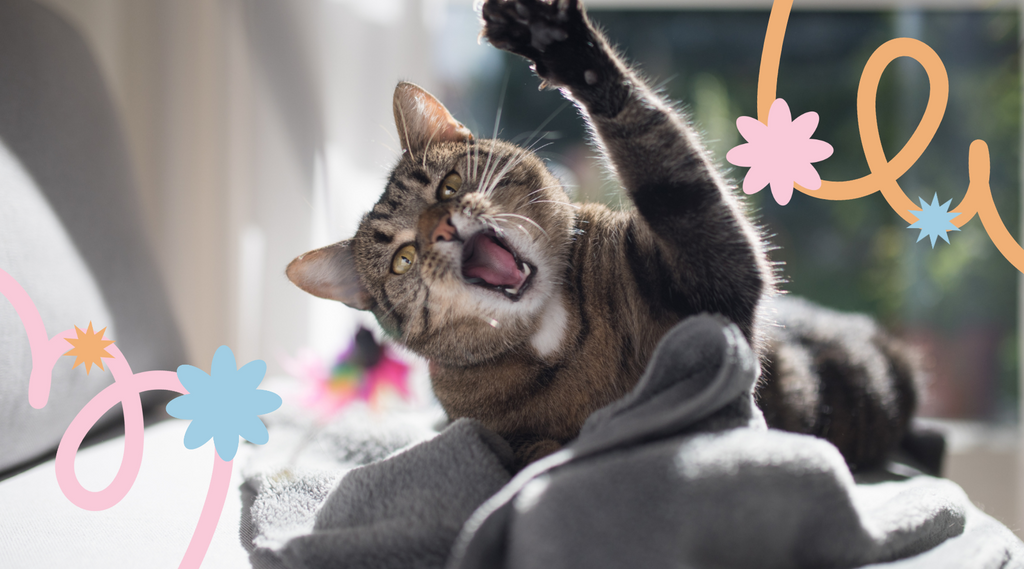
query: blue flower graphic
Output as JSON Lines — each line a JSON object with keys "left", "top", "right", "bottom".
{"left": 167, "top": 345, "right": 282, "bottom": 461}
{"left": 908, "top": 193, "right": 961, "bottom": 248}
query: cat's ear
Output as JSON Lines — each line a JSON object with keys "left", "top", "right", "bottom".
{"left": 393, "top": 81, "right": 473, "bottom": 157}
{"left": 286, "top": 240, "right": 375, "bottom": 311}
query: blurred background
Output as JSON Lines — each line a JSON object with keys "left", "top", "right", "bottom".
{"left": 33, "top": 0, "right": 1023, "bottom": 534}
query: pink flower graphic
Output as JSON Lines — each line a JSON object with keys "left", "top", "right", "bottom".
{"left": 726, "top": 98, "right": 833, "bottom": 206}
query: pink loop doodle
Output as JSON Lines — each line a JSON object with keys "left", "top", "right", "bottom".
{"left": 54, "top": 352, "right": 182, "bottom": 510}
{"left": 0, "top": 267, "right": 235, "bottom": 569}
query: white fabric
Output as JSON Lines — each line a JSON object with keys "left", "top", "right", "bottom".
{"left": 0, "top": 138, "right": 116, "bottom": 472}
{"left": 0, "top": 419, "right": 251, "bottom": 568}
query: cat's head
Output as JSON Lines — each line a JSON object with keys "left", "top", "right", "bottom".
{"left": 288, "top": 82, "right": 574, "bottom": 366}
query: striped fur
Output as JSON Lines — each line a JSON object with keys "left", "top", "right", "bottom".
{"left": 288, "top": 0, "right": 917, "bottom": 470}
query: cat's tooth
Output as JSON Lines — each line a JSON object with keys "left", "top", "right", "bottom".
{"left": 522, "top": 263, "right": 532, "bottom": 278}
{"left": 505, "top": 286, "right": 519, "bottom": 296}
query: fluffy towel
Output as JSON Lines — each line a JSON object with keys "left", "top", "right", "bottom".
{"left": 244, "top": 315, "right": 1024, "bottom": 569}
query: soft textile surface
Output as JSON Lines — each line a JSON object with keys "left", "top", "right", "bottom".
{"left": 0, "top": 419, "right": 251, "bottom": 568}
{"left": 240, "top": 401, "right": 443, "bottom": 560}
{"left": 0, "top": 137, "right": 116, "bottom": 473}
{"left": 244, "top": 316, "right": 1024, "bottom": 569}
{"left": 247, "top": 420, "right": 513, "bottom": 569}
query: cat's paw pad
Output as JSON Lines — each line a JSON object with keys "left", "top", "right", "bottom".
{"left": 481, "top": 0, "right": 582, "bottom": 61}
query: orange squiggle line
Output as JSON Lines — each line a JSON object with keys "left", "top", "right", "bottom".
{"left": 758, "top": 0, "right": 1024, "bottom": 274}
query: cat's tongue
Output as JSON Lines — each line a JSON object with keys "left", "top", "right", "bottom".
{"left": 462, "top": 234, "right": 525, "bottom": 289}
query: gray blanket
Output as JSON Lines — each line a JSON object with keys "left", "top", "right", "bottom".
{"left": 243, "top": 315, "right": 1024, "bottom": 569}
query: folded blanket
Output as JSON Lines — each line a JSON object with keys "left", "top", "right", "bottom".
{"left": 240, "top": 404, "right": 444, "bottom": 564}
{"left": 244, "top": 315, "right": 1024, "bottom": 569}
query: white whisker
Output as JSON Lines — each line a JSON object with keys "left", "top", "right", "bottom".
{"left": 485, "top": 150, "right": 530, "bottom": 198}
{"left": 484, "top": 154, "right": 516, "bottom": 197}
{"left": 522, "top": 139, "right": 555, "bottom": 156}
{"left": 379, "top": 123, "right": 399, "bottom": 146}
{"left": 526, "top": 185, "right": 571, "bottom": 198}
{"left": 493, "top": 212, "right": 549, "bottom": 238}
{"left": 486, "top": 142, "right": 556, "bottom": 200}
{"left": 481, "top": 72, "right": 510, "bottom": 193}
{"left": 474, "top": 139, "right": 481, "bottom": 183}
{"left": 491, "top": 217, "right": 531, "bottom": 238}
{"left": 529, "top": 199, "right": 581, "bottom": 210}
{"left": 480, "top": 146, "right": 501, "bottom": 195}
{"left": 484, "top": 154, "right": 515, "bottom": 197}
{"left": 521, "top": 100, "right": 571, "bottom": 151}
{"left": 479, "top": 214, "right": 508, "bottom": 238}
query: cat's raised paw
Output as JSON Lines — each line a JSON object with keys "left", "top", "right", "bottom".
{"left": 481, "top": 0, "right": 592, "bottom": 85}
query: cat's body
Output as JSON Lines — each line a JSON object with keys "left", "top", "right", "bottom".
{"left": 289, "top": 0, "right": 917, "bottom": 469}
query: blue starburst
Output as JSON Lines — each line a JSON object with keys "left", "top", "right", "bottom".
{"left": 167, "top": 345, "right": 282, "bottom": 461}
{"left": 908, "top": 193, "right": 961, "bottom": 248}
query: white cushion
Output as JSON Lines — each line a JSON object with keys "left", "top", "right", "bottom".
{"left": 0, "top": 420, "right": 251, "bottom": 567}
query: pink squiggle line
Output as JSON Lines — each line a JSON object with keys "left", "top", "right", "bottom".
{"left": 1, "top": 267, "right": 229, "bottom": 569}
{"left": 182, "top": 455, "right": 233, "bottom": 568}
{"left": 0, "top": 268, "right": 72, "bottom": 409}
{"left": 55, "top": 348, "right": 181, "bottom": 509}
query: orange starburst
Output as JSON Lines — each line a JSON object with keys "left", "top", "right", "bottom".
{"left": 64, "top": 322, "right": 115, "bottom": 374}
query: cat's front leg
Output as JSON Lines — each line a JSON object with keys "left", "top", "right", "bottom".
{"left": 482, "top": 0, "right": 770, "bottom": 343}
{"left": 481, "top": 0, "right": 708, "bottom": 189}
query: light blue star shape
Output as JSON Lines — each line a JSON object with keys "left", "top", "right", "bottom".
{"left": 908, "top": 193, "right": 961, "bottom": 248}
{"left": 167, "top": 345, "right": 282, "bottom": 461}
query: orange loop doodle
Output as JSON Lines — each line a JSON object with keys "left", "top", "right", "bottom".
{"left": 758, "top": 0, "right": 1024, "bottom": 274}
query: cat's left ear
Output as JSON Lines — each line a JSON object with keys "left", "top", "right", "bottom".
{"left": 393, "top": 81, "right": 473, "bottom": 157}
{"left": 286, "top": 240, "right": 375, "bottom": 311}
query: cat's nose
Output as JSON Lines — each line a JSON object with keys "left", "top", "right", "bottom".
{"left": 431, "top": 214, "right": 458, "bottom": 243}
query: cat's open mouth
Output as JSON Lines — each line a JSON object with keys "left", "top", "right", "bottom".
{"left": 461, "top": 230, "right": 535, "bottom": 301}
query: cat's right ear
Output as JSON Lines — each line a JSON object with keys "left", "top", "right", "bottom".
{"left": 393, "top": 82, "right": 473, "bottom": 157}
{"left": 286, "top": 240, "right": 375, "bottom": 311}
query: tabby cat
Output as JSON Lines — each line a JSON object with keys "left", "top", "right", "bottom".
{"left": 287, "top": 0, "right": 918, "bottom": 470}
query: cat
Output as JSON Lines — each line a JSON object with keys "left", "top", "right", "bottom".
{"left": 287, "top": 0, "right": 920, "bottom": 471}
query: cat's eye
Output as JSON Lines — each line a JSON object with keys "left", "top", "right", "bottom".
{"left": 437, "top": 172, "right": 462, "bottom": 200}
{"left": 391, "top": 244, "right": 417, "bottom": 274}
